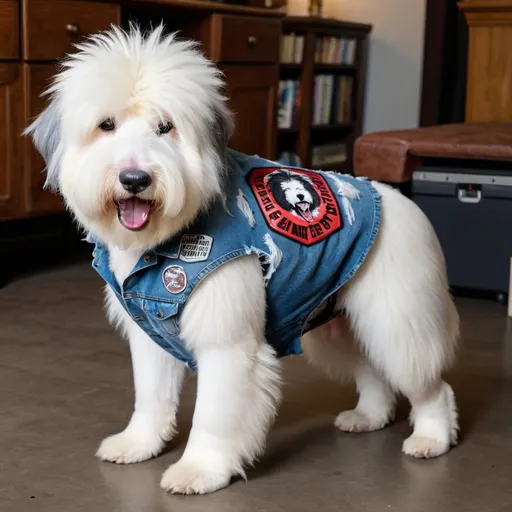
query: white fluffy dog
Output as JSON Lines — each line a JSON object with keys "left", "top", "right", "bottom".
{"left": 27, "top": 26, "right": 460, "bottom": 495}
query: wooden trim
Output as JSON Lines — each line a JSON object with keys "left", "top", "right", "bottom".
{"left": 420, "top": 0, "right": 448, "bottom": 127}
{"left": 127, "top": 0, "right": 286, "bottom": 17}
{"left": 353, "top": 34, "right": 368, "bottom": 138}
{"left": 458, "top": 0, "right": 512, "bottom": 12}
{"left": 208, "top": 14, "right": 223, "bottom": 62}
{"left": 297, "top": 31, "right": 315, "bottom": 165}
{"left": 284, "top": 16, "right": 372, "bottom": 32}
{"left": 459, "top": 0, "right": 512, "bottom": 26}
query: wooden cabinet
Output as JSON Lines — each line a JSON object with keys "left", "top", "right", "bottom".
{"left": 0, "top": 64, "right": 24, "bottom": 220}
{"left": 0, "top": 0, "right": 281, "bottom": 222}
{"left": 460, "top": 0, "right": 512, "bottom": 122}
{"left": 222, "top": 64, "right": 278, "bottom": 158}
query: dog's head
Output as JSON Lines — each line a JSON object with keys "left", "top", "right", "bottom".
{"left": 265, "top": 170, "right": 320, "bottom": 222}
{"left": 26, "top": 25, "right": 234, "bottom": 249}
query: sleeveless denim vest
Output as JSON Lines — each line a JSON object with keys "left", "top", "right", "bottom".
{"left": 91, "top": 149, "right": 381, "bottom": 371}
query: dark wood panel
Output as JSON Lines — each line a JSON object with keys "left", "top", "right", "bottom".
{"left": 0, "top": 0, "right": 19, "bottom": 59}
{"left": 23, "top": 0, "right": 120, "bottom": 61}
{"left": 0, "top": 64, "right": 24, "bottom": 220}
{"left": 222, "top": 64, "right": 278, "bottom": 159}
{"left": 23, "top": 64, "right": 63, "bottom": 215}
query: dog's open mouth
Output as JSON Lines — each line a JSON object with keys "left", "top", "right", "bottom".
{"left": 116, "top": 197, "right": 152, "bottom": 231}
{"left": 296, "top": 202, "right": 313, "bottom": 222}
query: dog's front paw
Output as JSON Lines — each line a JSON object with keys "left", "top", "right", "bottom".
{"left": 160, "top": 459, "right": 232, "bottom": 495}
{"left": 335, "top": 409, "right": 390, "bottom": 432}
{"left": 96, "top": 428, "right": 166, "bottom": 464}
{"left": 402, "top": 436, "right": 450, "bottom": 459}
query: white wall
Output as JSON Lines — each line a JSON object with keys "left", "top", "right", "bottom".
{"left": 288, "top": 0, "right": 427, "bottom": 133}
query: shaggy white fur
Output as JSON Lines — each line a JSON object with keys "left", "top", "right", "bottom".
{"left": 26, "top": 25, "right": 460, "bottom": 495}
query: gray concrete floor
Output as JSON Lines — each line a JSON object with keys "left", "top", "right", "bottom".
{"left": 1, "top": 263, "right": 512, "bottom": 512}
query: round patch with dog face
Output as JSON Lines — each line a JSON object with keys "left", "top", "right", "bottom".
{"left": 162, "top": 265, "right": 187, "bottom": 294}
{"left": 247, "top": 167, "right": 342, "bottom": 245}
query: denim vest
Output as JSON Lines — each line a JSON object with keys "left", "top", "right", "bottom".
{"left": 91, "top": 149, "right": 381, "bottom": 371}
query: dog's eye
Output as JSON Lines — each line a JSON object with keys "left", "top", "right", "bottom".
{"left": 99, "top": 118, "right": 115, "bottom": 132}
{"left": 157, "top": 121, "right": 173, "bottom": 136}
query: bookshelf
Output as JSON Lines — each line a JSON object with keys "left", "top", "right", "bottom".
{"left": 277, "top": 17, "right": 371, "bottom": 173}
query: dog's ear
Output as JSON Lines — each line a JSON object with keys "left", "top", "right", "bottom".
{"left": 264, "top": 170, "right": 284, "bottom": 185}
{"left": 24, "top": 98, "right": 63, "bottom": 192}
{"left": 297, "top": 173, "right": 313, "bottom": 185}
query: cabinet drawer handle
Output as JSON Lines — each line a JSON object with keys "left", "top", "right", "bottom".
{"left": 247, "top": 36, "right": 257, "bottom": 45}
{"left": 66, "top": 23, "right": 80, "bottom": 35}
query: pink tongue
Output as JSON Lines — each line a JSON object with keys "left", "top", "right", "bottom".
{"left": 117, "top": 197, "right": 151, "bottom": 230}
{"left": 297, "top": 202, "right": 313, "bottom": 222}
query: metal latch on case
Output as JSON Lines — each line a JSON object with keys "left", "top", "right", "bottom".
{"left": 457, "top": 184, "right": 482, "bottom": 204}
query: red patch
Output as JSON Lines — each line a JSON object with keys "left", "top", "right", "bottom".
{"left": 162, "top": 265, "right": 187, "bottom": 294}
{"left": 247, "top": 167, "right": 342, "bottom": 245}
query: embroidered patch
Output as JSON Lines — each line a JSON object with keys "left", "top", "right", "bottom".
{"left": 247, "top": 167, "right": 342, "bottom": 245}
{"left": 178, "top": 234, "right": 213, "bottom": 263}
{"left": 162, "top": 265, "right": 187, "bottom": 294}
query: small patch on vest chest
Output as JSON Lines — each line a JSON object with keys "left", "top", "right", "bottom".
{"left": 162, "top": 265, "right": 187, "bottom": 294}
{"left": 178, "top": 234, "right": 213, "bottom": 263}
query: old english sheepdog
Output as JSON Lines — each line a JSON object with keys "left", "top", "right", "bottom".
{"left": 26, "top": 25, "right": 460, "bottom": 495}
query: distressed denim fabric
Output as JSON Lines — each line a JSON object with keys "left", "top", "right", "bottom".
{"left": 92, "top": 149, "right": 381, "bottom": 371}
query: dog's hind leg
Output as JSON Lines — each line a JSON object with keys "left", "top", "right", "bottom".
{"left": 340, "top": 182, "right": 459, "bottom": 458}
{"left": 302, "top": 318, "right": 396, "bottom": 432}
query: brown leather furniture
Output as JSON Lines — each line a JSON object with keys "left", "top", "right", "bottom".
{"left": 353, "top": 123, "right": 512, "bottom": 183}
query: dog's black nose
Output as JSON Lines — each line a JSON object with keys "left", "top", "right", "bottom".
{"left": 297, "top": 194, "right": 305, "bottom": 201}
{"left": 119, "top": 170, "right": 152, "bottom": 194}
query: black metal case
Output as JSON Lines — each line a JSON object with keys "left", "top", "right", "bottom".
{"left": 412, "top": 165, "right": 512, "bottom": 294}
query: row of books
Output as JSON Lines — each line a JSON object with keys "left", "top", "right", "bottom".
{"left": 315, "top": 37, "right": 357, "bottom": 65}
{"left": 277, "top": 80, "right": 301, "bottom": 129}
{"left": 313, "top": 75, "right": 353, "bottom": 126}
{"left": 280, "top": 33, "right": 305, "bottom": 64}
{"left": 311, "top": 143, "right": 348, "bottom": 168}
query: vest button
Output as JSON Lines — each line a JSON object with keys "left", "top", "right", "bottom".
{"left": 133, "top": 316, "right": 144, "bottom": 322}
{"left": 144, "top": 254, "right": 152, "bottom": 263}
{"left": 156, "top": 310, "right": 164, "bottom": 319}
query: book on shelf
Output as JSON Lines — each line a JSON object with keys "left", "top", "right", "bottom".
{"left": 280, "top": 33, "right": 305, "bottom": 64}
{"left": 277, "top": 79, "right": 301, "bottom": 129}
{"left": 276, "top": 151, "right": 302, "bottom": 167}
{"left": 311, "top": 143, "right": 348, "bottom": 168}
{"left": 313, "top": 75, "right": 353, "bottom": 126}
{"left": 314, "top": 37, "right": 357, "bottom": 65}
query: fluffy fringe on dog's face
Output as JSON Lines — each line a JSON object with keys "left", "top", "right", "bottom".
{"left": 26, "top": 25, "right": 234, "bottom": 249}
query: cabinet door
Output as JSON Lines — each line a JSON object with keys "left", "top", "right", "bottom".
{"left": 221, "top": 64, "right": 277, "bottom": 159}
{"left": 23, "top": 64, "right": 63, "bottom": 215}
{"left": 0, "top": 63, "right": 24, "bottom": 220}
